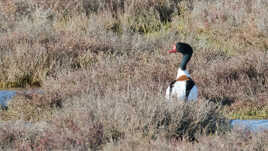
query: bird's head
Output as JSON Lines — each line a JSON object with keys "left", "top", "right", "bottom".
{"left": 168, "top": 42, "right": 193, "bottom": 55}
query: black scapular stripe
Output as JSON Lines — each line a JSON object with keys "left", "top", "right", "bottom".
{"left": 169, "top": 80, "right": 177, "bottom": 98}
{"left": 186, "top": 78, "right": 195, "bottom": 100}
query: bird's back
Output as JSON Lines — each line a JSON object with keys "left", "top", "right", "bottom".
{"left": 166, "top": 69, "right": 198, "bottom": 101}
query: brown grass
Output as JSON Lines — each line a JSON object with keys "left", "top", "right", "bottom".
{"left": 0, "top": 0, "right": 267, "bottom": 150}
{"left": 103, "top": 130, "right": 268, "bottom": 151}
{"left": 0, "top": 92, "right": 230, "bottom": 150}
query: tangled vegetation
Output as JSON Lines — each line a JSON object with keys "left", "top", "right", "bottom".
{"left": 0, "top": 0, "right": 267, "bottom": 150}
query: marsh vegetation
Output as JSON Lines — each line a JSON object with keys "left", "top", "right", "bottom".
{"left": 0, "top": 0, "right": 267, "bottom": 150}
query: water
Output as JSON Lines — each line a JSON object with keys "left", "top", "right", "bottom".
{"left": 230, "top": 120, "right": 268, "bottom": 132}
{"left": 0, "top": 90, "right": 16, "bottom": 108}
{"left": 1, "top": 90, "right": 268, "bottom": 132}
{"left": 0, "top": 89, "right": 43, "bottom": 109}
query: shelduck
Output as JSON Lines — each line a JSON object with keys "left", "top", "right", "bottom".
{"left": 166, "top": 42, "right": 198, "bottom": 101}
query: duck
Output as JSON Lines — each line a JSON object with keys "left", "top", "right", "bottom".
{"left": 165, "top": 42, "right": 198, "bottom": 101}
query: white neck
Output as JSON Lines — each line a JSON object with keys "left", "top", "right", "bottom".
{"left": 176, "top": 68, "right": 191, "bottom": 79}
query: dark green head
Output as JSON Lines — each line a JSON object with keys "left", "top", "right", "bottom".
{"left": 168, "top": 42, "right": 193, "bottom": 70}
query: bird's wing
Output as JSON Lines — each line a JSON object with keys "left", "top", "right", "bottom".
{"left": 185, "top": 78, "right": 195, "bottom": 99}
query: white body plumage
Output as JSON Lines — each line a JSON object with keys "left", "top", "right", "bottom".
{"left": 165, "top": 68, "right": 198, "bottom": 101}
